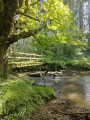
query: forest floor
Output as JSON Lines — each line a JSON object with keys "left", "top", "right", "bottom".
{"left": 30, "top": 97, "right": 90, "bottom": 120}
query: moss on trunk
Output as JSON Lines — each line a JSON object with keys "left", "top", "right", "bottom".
{"left": 0, "top": 0, "right": 21, "bottom": 76}
{"left": 0, "top": 44, "right": 9, "bottom": 76}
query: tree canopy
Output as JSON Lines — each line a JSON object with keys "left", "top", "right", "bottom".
{"left": 0, "top": 0, "right": 87, "bottom": 75}
{"left": 13, "top": 0, "right": 85, "bottom": 54}
{"left": 13, "top": 0, "right": 73, "bottom": 42}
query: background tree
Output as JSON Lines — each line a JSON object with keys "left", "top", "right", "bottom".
{"left": 34, "top": 25, "right": 86, "bottom": 61}
{"left": 63, "top": 0, "right": 90, "bottom": 49}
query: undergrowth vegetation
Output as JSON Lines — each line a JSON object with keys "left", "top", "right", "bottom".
{"left": 41, "top": 60, "right": 90, "bottom": 71}
{"left": 0, "top": 78, "right": 56, "bottom": 120}
{"left": 40, "top": 51, "right": 90, "bottom": 71}
{"left": 11, "top": 51, "right": 90, "bottom": 72}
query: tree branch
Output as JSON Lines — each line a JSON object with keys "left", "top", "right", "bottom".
{"left": 30, "top": 0, "right": 41, "bottom": 6}
{"left": 8, "top": 21, "right": 47, "bottom": 44}
{"left": 18, "top": 10, "right": 40, "bottom": 21}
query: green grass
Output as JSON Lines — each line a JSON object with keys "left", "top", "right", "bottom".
{"left": 0, "top": 76, "right": 56, "bottom": 120}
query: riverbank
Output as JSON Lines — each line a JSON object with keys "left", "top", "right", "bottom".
{"left": 3, "top": 51, "right": 89, "bottom": 119}
{"left": 27, "top": 70, "right": 90, "bottom": 110}
{"left": 0, "top": 75, "right": 56, "bottom": 120}
{"left": 0, "top": 73, "right": 90, "bottom": 120}
{"left": 30, "top": 97, "right": 90, "bottom": 120}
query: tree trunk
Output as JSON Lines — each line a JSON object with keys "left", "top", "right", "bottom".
{"left": 79, "top": 0, "right": 83, "bottom": 30}
{"left": 0, "top": 44, "right": 9, "bottom": 76}
{"left": 0, "top": 0, "right": 19, "bottom": 76}
{"left": 88, "top": 0, "right": 90, "bottom": 31}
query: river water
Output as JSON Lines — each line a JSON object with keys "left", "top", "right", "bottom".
{"left": 29, "top": 71, "right": 90, "bottom": 111}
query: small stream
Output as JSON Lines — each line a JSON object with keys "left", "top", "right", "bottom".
{"left": 27, "top": 71, "right": 90, "bottom": 111}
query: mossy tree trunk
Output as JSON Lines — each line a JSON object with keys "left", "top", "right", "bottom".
{"left": 0, "top": 44, "right": 9, "bottom": 76}
{"left": 0, "top": 0, "right": 21, "bottom": 76}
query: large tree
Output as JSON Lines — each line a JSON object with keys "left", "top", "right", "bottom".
{"left": 0, "top": 0, "right": 73, "bottom": 76}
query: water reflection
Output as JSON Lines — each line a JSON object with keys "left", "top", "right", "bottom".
{"left": 84, "top": 76, "right": 90, "bottom": 110}
{"left": 52, "top": 73, "right": 90, "bottom": 110}
{"left": 60, "top": 76, "right": 88, "bottom": 108}
{"left": 29, "top": 71, "right": 90, "bottom": 110}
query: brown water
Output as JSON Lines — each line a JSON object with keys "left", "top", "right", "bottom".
{"left": 29, "top": 71, "right": 90, "bottom": 110}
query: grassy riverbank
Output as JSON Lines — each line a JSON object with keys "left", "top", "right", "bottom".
{"left": 0, "top": 75, "right": 56, "bottom": 120}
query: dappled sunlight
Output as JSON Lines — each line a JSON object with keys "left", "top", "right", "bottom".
{"left": 0, "top": 75, "right": 23, "bottom": 86}
{"left": 62, "top": 84, "right": 79, "bottom": 91}
{"left": 64, "top": 76, "right": 83, "bottom": 82}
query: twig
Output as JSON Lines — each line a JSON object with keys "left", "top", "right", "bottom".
{"left": 30, "top": 0, "right": 41, "bottom": 6}
{"left": 18, "top": 10, "right": 40, "bottom": 21}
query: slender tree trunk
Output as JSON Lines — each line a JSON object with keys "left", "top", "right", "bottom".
{"left": 88, "top": 0, "right": 90, "bottom": 31}
{"left": 0, "top": 44, "right": 9, "bottom": 76}
{"left": 87, "top": 33, "right": 90, "bottom": 50}
{"left": 79, "top": 0, "right": 83, "bottom": 30}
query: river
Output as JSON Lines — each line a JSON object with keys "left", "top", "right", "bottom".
{"left": 28, "top": 71, "right": 90, "bottom": 111}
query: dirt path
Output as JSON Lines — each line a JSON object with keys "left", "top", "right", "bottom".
{"left": 30, "top": 97, "right": 90, "bottom": 120}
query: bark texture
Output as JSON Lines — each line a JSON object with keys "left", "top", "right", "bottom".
{"left": 86, "top": 33, "right": 90, "bottom": 50}
{"left": 0, "top": 44, "right": 9, "bottom": 76}
{"left": 0, "top": 0, "right": 19, "bottom": 38}
{"left": 0, "top": 0, "right": 20, "bottom": 76}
